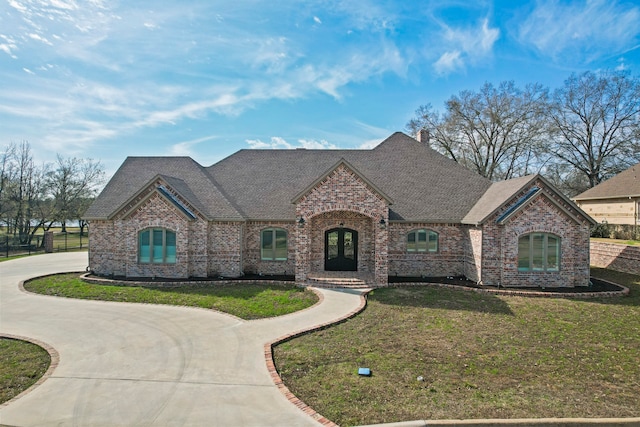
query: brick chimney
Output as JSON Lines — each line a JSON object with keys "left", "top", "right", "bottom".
{"left": 417, "top": 128, "right": 430, "bottom": 146}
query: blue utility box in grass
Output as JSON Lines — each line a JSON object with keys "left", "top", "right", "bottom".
{"left": 358, "top": 367, "right": 371, "bottom": 376}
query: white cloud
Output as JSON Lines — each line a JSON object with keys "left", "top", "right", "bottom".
{"left": 0, "top": 34, "right": 18, "bottom": 57}
{"left": 0, "top": 44, "right": 16, "bottom": 56}
{"left": 28, "top": 33, "right": 53, "bottom": 45}
{"left": 170, "top": 135, "right": 217, "bottom": 156}
{"left": 41, "top": 119, "right": 119, "bottom": 154}
{"left": 246, "top": 137, "right": 293, "bottom": 149}
{"left": 313, "top": 16, "right": 322, "bottom": 24}
{"left": 432, "top": 18, "right": 499, "bottom": 75}
{"left": 357, "top": 138, "right": 383, "bottom": 149}
{"left": 298, "top": 139, "right": 338, "bottom": 149}
{"left": 615, "top": 58, "right": 627, "bottom": 71}
{"left": 7, "top": 0, "right": 27, "bottom": 12}
{"left": 246, "top": 137, "right": 338, "bottom": 150}
{"left": 518, "top": 0, "right": 640, "bottom": 63}
{"left": 434, "top": 50, "right": 463, "bottom": 75}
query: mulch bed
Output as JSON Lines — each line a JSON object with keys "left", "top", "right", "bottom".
{"left": 88, "top": 273, "right": 624, "bottom": 293}
{"left": 388, "top": 275, "right": 624, "bottom": 293}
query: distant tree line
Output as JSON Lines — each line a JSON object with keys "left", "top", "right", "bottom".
{"left": 407, "top": 70, "right": 640, "bottom": 196}
{"left": 0, "top": 141, "right": 105, "bottom": 245}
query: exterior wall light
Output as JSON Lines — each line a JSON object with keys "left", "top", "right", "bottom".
{"left": 298, "top": 217, "right": 305, "bottom": 227}
{"left": 379, "top": 217, "right": 386, "bottom": 228}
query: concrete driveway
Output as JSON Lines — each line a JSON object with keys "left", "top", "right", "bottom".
{"left": 0, "top": 252, "right": 365, "bottom": 426}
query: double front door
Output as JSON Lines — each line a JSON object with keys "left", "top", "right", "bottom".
{"left": 325, "top": 228, "right": 358, "bottom": 271}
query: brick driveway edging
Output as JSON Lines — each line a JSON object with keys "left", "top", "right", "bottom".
{"left": 265, "top": 288, "right": 370, "bottom": 427}
{"left": 357, "top": 418, "right": 640, "bottom": 426}
{"left": 0, "top": 333, "right": 60, "bottom": 408}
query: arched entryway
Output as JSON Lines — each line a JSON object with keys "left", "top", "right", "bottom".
{"left": 324, "top": 227, "right": 358, "bottom": 271}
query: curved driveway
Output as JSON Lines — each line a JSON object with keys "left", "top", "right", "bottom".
{"left": 0, "top": 253, "right": 365, "bottom": 426}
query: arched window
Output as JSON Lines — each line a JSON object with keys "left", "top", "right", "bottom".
{"left": 261, "top": 228, "right": 288, "bottom": 261}
{"left": 139, "top": 228, "right": 176, "bottom": 264}
{"left": 518, "top": 233, "right": 560, "bottom": 272}
{"left": 407, "top": 229, "right": 438, "bottom": 253}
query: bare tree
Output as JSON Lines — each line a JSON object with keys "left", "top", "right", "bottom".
{"left": 408, "top": 81, "right": 549, "bottom": 181}
{"left": 2, "top": 142, "right": 47, "bottom": 244}
{"left": 545, "top": 70, "right": 640, "bottom": 193}
{"left": 0, "top": 142, "right": 17, "bottom": 228}
{"left": 46, "top": 155, "right": 105, "bottom": 232}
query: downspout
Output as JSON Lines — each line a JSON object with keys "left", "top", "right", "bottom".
{"left": 239, "top": 222, "right": 244, "bottom": 276}
{"left": 629, "top": 196, "right": 640, "bottom": 239}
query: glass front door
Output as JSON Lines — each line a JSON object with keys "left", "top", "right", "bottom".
{"left": 324, "top": 228, "right": 358, "bottom": 271}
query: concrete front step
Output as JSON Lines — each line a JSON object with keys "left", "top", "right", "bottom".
{"left": 306, "top": 276, "right": 371, "bottom": 288}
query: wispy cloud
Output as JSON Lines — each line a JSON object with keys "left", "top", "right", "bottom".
{"left": 433, "top": 18, "right": 500, "bottom": 75}
{"left": 0, "top": 0, "right": 414, "bottom": 151}
{"left": 246, "top": 137, "right": 338, "bottom": 150}
{"left": 0, "top": 34, "right": 18, "bottom": 57}
{"left": 518, "top": 0, "right": 640, "bottom": 63}
{"left": 170, "top": 135, "right": 218, "bottom": 156}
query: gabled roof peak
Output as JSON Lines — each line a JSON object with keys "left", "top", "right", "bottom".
{"left": 291, "top": 157, "right": 393, "bottom": 205}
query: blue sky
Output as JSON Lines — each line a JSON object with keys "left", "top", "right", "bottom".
{"left": 1, "top": 0, "right": 639, "bottom": 178}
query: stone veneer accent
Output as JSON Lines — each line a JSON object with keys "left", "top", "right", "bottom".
{"left": 464, "top": 226, "right": 483, "bottom": 283}
{"left": 590, "top": 241, "right": 640, "bottom": 275}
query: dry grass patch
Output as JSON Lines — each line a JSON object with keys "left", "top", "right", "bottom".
{"left": 274, "top": 269, "right": 640, "bottom": 426}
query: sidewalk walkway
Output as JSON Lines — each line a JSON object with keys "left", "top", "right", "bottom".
{"left": 0, "top": 252, "right": 366, "bottom": 426}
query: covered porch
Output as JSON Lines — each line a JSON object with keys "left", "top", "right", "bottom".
{"left": 294, "top": 210, "right": 388, "bottom": 287}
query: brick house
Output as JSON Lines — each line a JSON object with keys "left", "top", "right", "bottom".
{"left": 84, "top": 132, "right": 594, "bottom": 288}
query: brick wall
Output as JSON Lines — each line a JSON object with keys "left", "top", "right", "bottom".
{"left": 207, "top": 221, "right": 243, "bottom": 278}
{"left": 121, "top": 192, "right": 195, "bottom": 278}
{"left": 243, "top": 221, "right": 296, "bottom": 276}
{"left": 486, "top": 182, "right": 591, "bottom": 288}
{"left": 89, "top": 184, "right": 212, "bottom": 279}
{"left": 88, "top": 167, "right": 593, "bottom": 288}
{"left": 295, "top": 163, "right": 389, "bottom": 285}
{"left": 388, "top": 223, "right": 465, "bottom": 277}
{"left": 88, "top": 220, "right": 121, "bottom": 276}
{"left": 590, "top": 241, "right": 640, "bottom": 275}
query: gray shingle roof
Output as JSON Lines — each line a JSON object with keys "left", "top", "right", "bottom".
{"left": 83, "top": 157, "right": 243, "bottom": 220}
{"left": 573, "top": 162, "right": 640, "bottom": 200}
{"left": 91, "top": 133, "right": 567, "bottom": 223}
{"left": 206, "top": 132, "right": 494, "bottom": 222}
{"left": 462, "top": 175, "right": 538, "bottom": 225}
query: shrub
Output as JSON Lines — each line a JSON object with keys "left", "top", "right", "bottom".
{"left": 590, "top": 221, "right": 610, "bottom": 238}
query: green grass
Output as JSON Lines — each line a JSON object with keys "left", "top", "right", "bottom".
{"left": 274, "top": 269, "right": 640, "bottom": 426}
{"left": 0, "top": 338, "right": 51, "bottom": 404}
{"left": 24, "top": 273, "right": 318, "bottom": 320}
{"left": 592, "top": 238, "right": 640, "bottom": 246}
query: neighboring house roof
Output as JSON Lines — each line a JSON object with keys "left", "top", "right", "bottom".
{"left": 83, "top": 157, "right": 243, "bottom": 221}
{"left": 573, "top": 162, "right": 640, "bottom": 201}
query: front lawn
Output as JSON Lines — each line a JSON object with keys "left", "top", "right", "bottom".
{"left": 274, "top": 269, "right": 640, "bottom": 426}
{"left": 592, "top": 237, "right": 640, "bottom": 246}
{"left": 24, "top": 274, "right": 318, "bottom": 320}
{"left": 0, "top": 338, "right": 50, "bottom": 404}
